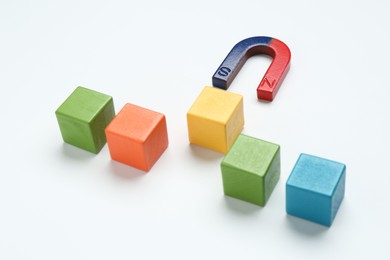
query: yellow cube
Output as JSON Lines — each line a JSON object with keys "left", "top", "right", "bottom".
{"left": 187, "top": 87, "right": 244, "bottom": 153}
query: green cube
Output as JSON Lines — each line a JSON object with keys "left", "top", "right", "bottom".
{"left": 55, "top": 86, "right": 115, "bottom": 154}
{"left": 221, "top": 134, "right": 280, "bottom": 206}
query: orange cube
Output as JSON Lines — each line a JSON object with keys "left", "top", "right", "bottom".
{"left": 105, "top": 103, "right": 169, "bottom": 172}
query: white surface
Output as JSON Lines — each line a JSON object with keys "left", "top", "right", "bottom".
{"left": 1, "top": 0, "right": 389, "bottom": 259}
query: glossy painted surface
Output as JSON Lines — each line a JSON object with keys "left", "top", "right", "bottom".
{"left": 187, "top": 87, "right": 244, "bottom": 153}
{"left": 212, "top": 36, "right": 291, "bottom": 101}
{"left": 286, "top": 154, "right": 346, "bottom": 226}
{"left": 221, "top": 134, "right": 280, "bottom": 206}
{"left": 105, "top": 103, "right": 168, "bottom": 172}
{"left": 55, "top": 86, "right": 115, "bottom": 154}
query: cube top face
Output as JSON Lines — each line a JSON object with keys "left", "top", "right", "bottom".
{"left": 287, "top": 154, "right": 346, "bottom": 197}
{"left": 105, "top": 103, "right": 165, "bottom": 143}
{"left": 187, "top": 86, "right": 243, "bottom": 124}
{"left": 56, "top": 86, "right": 113, "bottom": 123}
{"left": 222, "top": 134, "right": 280, "bottom": 177}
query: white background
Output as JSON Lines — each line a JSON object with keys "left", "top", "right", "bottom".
{"left": 1, "top": 0, "right": 389, "bottom": 259}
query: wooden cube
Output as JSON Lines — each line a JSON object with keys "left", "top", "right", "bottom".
{"left": 105, "top": 103, "right": 168, "bottom": 172}
{"left": 187, "top": 87, "right": 244, "bottom": 153}
{"left": 221, "top": 134, "right": 280, "bottom": 206}
{"left": 286, "top": 154, "right": 346, "bottom": 226}
{"left": 55, "top": 86, "right": 115, "bottom": 154}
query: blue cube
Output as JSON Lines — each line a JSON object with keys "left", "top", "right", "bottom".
{"left": 286, "top": 154, "right": 346, "bottom": 226}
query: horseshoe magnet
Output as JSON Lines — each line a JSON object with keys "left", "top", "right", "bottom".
{"left": 212, "top": 36, "right": 291, "bottom": 101}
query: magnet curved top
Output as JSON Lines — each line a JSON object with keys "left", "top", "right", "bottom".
{"left": 212, "top": 36, "right": 291, "bottom": 101}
